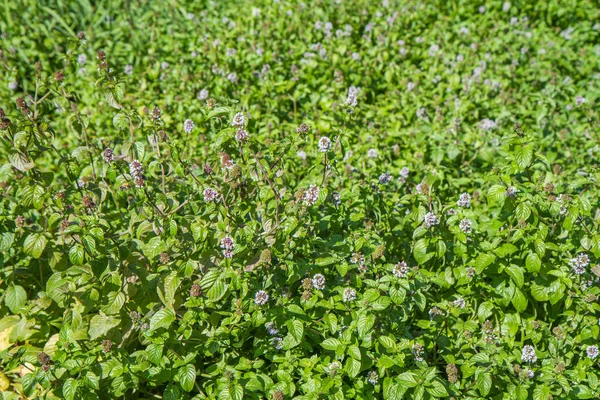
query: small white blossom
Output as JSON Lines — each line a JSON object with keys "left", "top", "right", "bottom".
{"left": 312, "top": 274, "right": 326, "bottom": 290}
{"left": 184, "top": 119, "right": 194, "bottom": 133}
{"left": 254, "top": 290, "right": 269, "bottom": 306}
{"left": 457, "top": 192, "right": 471, "bottom": 208}
{"left": 342, "top": 288, "right": 357, "bottom": 302}
{"left": 459, "top": 218, "right": 472, "bottom": 233}
{"left": 522, "top": 345, "right": 537, "bottom": 363}
{"left": 424, "top": 212, "right": 439, "bottom": 228}
{"left": 392, "top": 261, "right": 409, "bottom": 278}
{"left": 318, "top": 137, "right": 331, "bottom": 152}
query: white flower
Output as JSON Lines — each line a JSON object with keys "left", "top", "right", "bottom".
{"left": 342, "top": 288, "right": 357, "bottom": 302}
{"left": 503, "top": 2, "right": 511, "bottom": 12}
{"left": 367, "top": 148, "right": 378, "bottom": 158}
{"left": 271, "top": 337, "right": 283, "bottom": 350}
{"left": 297, "top": 150, "right": 307, "bottom": 160}
{"left": 77, "top": 54, "right": 87, "bottom": 65}
{"left": 303, "top": 185, "right": 320, "bottom": 206}
{"left": 569, "top": 253, "right": 590, "bottom": 275}
{"left": 231, "top": 113, "right": 245, "bottom": 127}
{"left": 424, "top": 212, "right": 439, "bottom": 228}
{"left": 346, "top": 86, "right": 359, "bottom": 107}
{"left": 379, "top": 172, "right": 391, "bottom": 184}
{"left": 457, "top": 192, "right": 471, "bottom": 208}
{"left": 197, "top": 89, "right": 209, "bottom": 100}
{"left": 123, "top": 65, "right": 133, "bottom": 75}
{"left": 184, "top": 119, "right": 194, "bottom": 133}
{"left": 399, "top": 167, "right": 410, "bottom": 179}
{"left": 367, "top": 371, "right": 378, "bottom": 385}
{"left": 203, "top": 188, "right": 219, "bottom": 202}
{"left": 459, "top": 218, "right": 472, "bottom": 233}
{"left": 522, "top": 345, "right": 537, "bottom": 363}
{"left": 318, "top": 137, "right": 331, "bottom": 152}
{"left": 392, "top": 261, "right": 408, "bottom": 278}
{"left": 506, "top": 186, "right": 517, "bottom": 198}
{"left": 254, "top": 290, "right": 269, "bottom": 306}
{"left": 478, "top": 119, "right": 497, "bottom": 131}
{"left": 312, "top": 274, "right": 325, "bottom": 290}
{"left": 453, "top": 297, "right": 466, "bottom": 309}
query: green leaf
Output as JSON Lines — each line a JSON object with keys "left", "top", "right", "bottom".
{"left": 514, "top": 144, "right": 533, "bottom": 169}
{"left": 286, "top": 320, "right": 304, "bottom": 342}
{"left": 426, "top": 381, "right": 449, "bottom": 398}
{"left": 69, "top": 244, "right": 84, "bottom": 265}
{"left": 178, "top": 364, "right": 196, "bottom": 392}
{"left": 63, "top": 378, "right": 78, "bottom": 400}
{"left": 487, "top": 184, "right": 506, "bottom": 205}
{"left": 379, "top": 336, "right": 396, "bottom": 350}
{"left": 357, "top": 314, "right": 375, "bottom": 339}
{"left": 505, "top": 265, "right": 524, "bottom": 288}
{"left": 84, "top": 372, "right": 100, "bottom": 390}
{"left": 4, "top": 285, "right": 27, "bottom": 313}
{"left": 397, "top": 371, "right": 419, "bottom": 388}
{"left": 88, "top": 313, "right": 120, "bottom": 340}
{"left": 147, "top": 343, "right": 164, "bottom": 364}
{"left": 9, "top": 152, "right": 34, "bottom": 172}
{"left": 321, "top": 338, "right": 342, "bottom": 351}
{"left": 345, "top": 357, "right": 361, "bottom": 378}
{"left": 478, "top": 301, "right": 494, "bottom": 321}
{"left": 348, "top": 344, "right": 361, "bottom": 360}
{"left": 149, "top": 308, "right": 175, "bottom": 331}
{"left": 526, "top": 252, "right": 541, "bottom": 273}
{"left": 102, "top": 291, "right": 126, "bottom": 315}
{"left": 512, "top": 287, "right": 528, "bottom": 312}
{"left": 23, "top": 233, "right": 47, "bottom": 259}
{"left": 21, "top": 373, "right": 37, "bottom": 397}
{"left": 384, "top": 379, "right": 405, "bottom": 400}
{"left": 476, "top": 371, "right": 492, "bottom": 397}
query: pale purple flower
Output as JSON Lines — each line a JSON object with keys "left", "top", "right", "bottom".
{"left": 587, "top": 345, "right": 599, "bottom": 360}
{"left": 522, "top": 345, "right": 537, "bottom": 363}
{"left": 304, "top": 185, "right": 320, "bottom": 206}
{"left": 367, "top": 371, "right": 378, "bottom": 385}
{"left": 254, "top": 290, "right": 269, "bottom": 305}
{"left": 570, "top": 253, "right": 590, "bottom": 275}
{"left": 129, "top": 160, "right": 143, "bottom": 179}
{"left": 392, "top": 261, "right": 408, "bottom": 278}
{"left": 342, "top": 288, "right": 357, "bottom": 302}
{"left": 424, "top": 212, "right": 439, "bottom": 228}
{"left": 184, "top": 119, "right": 194, "bottom": 133}
{"left": 459, "top": 218, "right": 472, "bottom": 233}
{"left": 312, "top": 274, "right": 325, "bottom": 290}
{"left": 457, "top": 192, "right": 471, "bottom": 208}
{"left": 318, "top": 137, "right": 331, "bottom": 152}
{"left": 367, "top": 148, "right": 378, "bottom": 158}
{"left": 197, "top": 89, "right": 209, "bottom": 100}
{"left": 232, "top": 112, "right": 245, "bottom": 127}
{"left": 379, "top": 172, "right": 391, "bottom": 184}
{"left": 453, "top": 297, "right": 466, "bottom": 309}
{"left": 203, "top": 188, "right": 219, "bottom": 202}
{"left": 124, "top": 65, "right": 133, "bottom": 75}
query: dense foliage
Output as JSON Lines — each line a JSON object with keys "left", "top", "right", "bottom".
{"left": 1, "top": 0, "right": 600, "bottom": 399}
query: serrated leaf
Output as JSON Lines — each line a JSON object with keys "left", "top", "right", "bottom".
{"left": 69, "top": 244, "right": 84, "bottom": 265}
{"left": 178, "top": 364, "right": 196, "bottom": 392}
{"left": 4, "top": 285, "right": 27, "bottom": 314}
{"left": 149, "top": 308, "right": 175, "bottom": 331}
{"left": 321, "top": 338, "right": 341, "bottom": 351}
{"left": 102, "top": 291, "right": 126, "bottom": 315}
{"left": 286, "top": 319, "right": 304, "bottom": 342}
{"left": 23, "top": 233, "right": 47, "bottom": 259}
{"left": 88, "top": 313, "right": 120, "bottom": 340}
